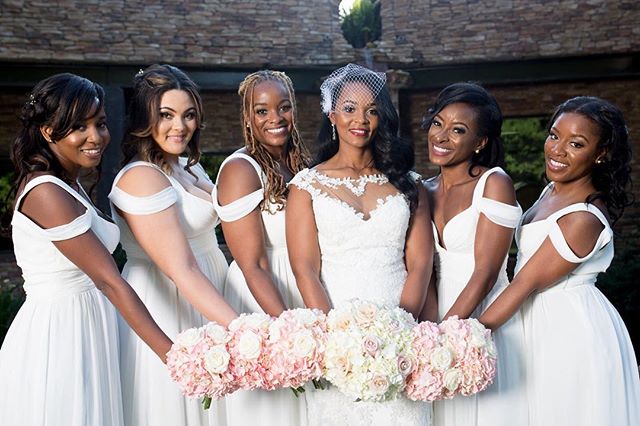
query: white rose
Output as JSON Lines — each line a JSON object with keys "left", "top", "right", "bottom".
{"left": 237, "top": 331, "right": 262, "bottom": 359}
{"left": 204, "top": 345, "right": 230, "bottom": 374}
{"left": 176, "top": 328, "right": 203, "bottom": 348}
{"left": 293, "top": 332, "right": 316, "bottom": 357}
{"left": 381, "top": 341, "right": 397, "bottom": 359}
{"left": 369, "top": 374, "right": 390, "bottom": 395}
{"left": 354, "top": 302, "right": 378, "bottom": 326}
{"left": 204, "top": 323, "right": 228, "bottom": 344}
{"left": 443, "top": 368, "right": 462, "bottom": 392}
{"left": 430, "top": 347, "right": 453, "bottom": 371}
{"left": 268, "top": 322, "right": 283, "bottom": 341}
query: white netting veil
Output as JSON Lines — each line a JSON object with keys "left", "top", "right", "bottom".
{"left": 320, "top": 63, "right": 387, "bottom": 114}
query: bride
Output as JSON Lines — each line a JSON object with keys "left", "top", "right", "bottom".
{"left": 286, "top": 64, "right": 434, "bottom": 426}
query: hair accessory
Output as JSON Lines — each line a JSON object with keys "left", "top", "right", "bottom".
{"left": 320, "top": 63, "right": 386, "bottom": 115}
{"left": 136, "top": 68, "right": 145, "bottom": 77}
{"left": 331, "top": 123, "right": 336, "bottom": 141}
{"left": 28, "top": 94, "right": 36, "bottom": 106}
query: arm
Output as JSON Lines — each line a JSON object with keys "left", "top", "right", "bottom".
{"left": 444, "top": 172, "right": 518, "bottom": 319}
{"left": 419, "top": 272, "right": 439, "bottom": 323}
{"left": 286, "top": 185, "right": 332, "bottom": 313}
{"left": 115, "top": 167, "right": 237, "bottom": 326}
{"left": 480, "top": 210, "right": 605, "bottom": 330}
{"left": 216, "top": 158, "right": 286, "bottom": 316}
{"left": 400, "top": 185, "right": 434, "bottom": 318}
{"left": 20, "top": 183, "right": 172, "bottom": 362}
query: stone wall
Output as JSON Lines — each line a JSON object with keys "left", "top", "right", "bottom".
{"left": 376, "top": 0, "right": 640, "bottom": 66}
{"left": 0, "top": 0, "right": 354, "bottom": 66}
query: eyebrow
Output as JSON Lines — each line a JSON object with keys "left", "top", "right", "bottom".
{"left": 339, "top": 98, "right": 376, "bottom": 107}
{"left": 159, "top": 106, "right": 196, "bottom": 112}
{"left": 434, "top": 113, "right": 470, "bottom": 128}
{"left": 253, "top": 99, "right": 291, "bottom": 107}
{"left": 551, "top": 127, "right": 590, "bottom": 141}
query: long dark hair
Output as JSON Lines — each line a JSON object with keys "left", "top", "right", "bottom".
{"left": 11, "top": 73, "right": 105, "bottom": 196}
{"left": 548, "top": 96, "right": 633, "bottom": 224}
{"left": 122, "top": 64, "right": 203, "bottom": 175}
{"left": 422, "top": 82, "right": 504, "bottom": 176}
{"left": 315, "top": 70, "right": 418, "bottom": 211}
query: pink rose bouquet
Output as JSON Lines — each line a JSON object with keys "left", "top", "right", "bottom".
{"left": 227, "top": 312, "right": 273, "bottom": 390}
{"left": 404, "top": 321, "right": 447, "bottom": 401}
{"left": 166, "top": 322, "right": 237, "bottom": 409}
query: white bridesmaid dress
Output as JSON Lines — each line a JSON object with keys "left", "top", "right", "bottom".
{"left": 109, "top": 159, "right": 229, "bottom": 426}
{"left": 212, "top": 151, "right": 307, "bottom": 426}
{"left": 432, "top": 167, "right": 528, "bottom": 426}
{"left": 517, "top": 184, "right": 640, "bottom": 426}
{"left": 0, "top": 175, "right": 123, "bottom": 426}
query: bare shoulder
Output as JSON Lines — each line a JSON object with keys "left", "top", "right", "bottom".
{"left": 216, "top": 157, "right": 262, "bottom": 203}
{"left": 483, "top": 169, "right": 516, "bottom": 204}
{"left": 116, "top": 165, "right": 172, "bottom": 196}
{"left": 556, "top": 209, "right": 606, "bottom": 258}
{"left": 19, "top": 180, "right": 86, "bottom": 228}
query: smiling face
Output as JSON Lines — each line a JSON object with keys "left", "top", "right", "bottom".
{"left": 249, "top": 80, "right": 293, "bottom": 156}
{"left": 427, "top": 102, "right": 486, "bottom": 168}
{"left": 44, "top": 101, "right": 110, "bottom": 178}
{"left": 329, "top": 81, "right": 379, "bottom": 149}
{"left": 151, "top": 89, "right": 198, "bottom": 158}
{"left": 544, "top": 112, "right": 604, "bottom": 184}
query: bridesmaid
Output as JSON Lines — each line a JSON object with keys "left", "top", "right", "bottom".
{"left": 480, "top": 96, "right": 640, "bottom": 425}
{"left": 0, "top": 73, "right": 171, "bottom": 425}
{"left": 108, "top": 64, "right": 237, "bottom": 426}
{"left": 420, "top": 83, "right": 527, "bottom": 426}
{"left": 213, "top": 70, "right": 310, "bottom": 426}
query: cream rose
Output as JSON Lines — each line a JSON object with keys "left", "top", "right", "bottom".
{"left": 237, "top": 331, "right": 262, "bottom": 359}
{"left": 293, "top": 332, "right": 316, "bottom": 357}
{"left": 369, "top": 374, "right": 390, "bottom": 395}
{"left": 176, "top": 328, "right": 203, "bottom": 348}
{"left": 430, "top": 347, "right": 453, "bottom": 371}
{"left": 204, "top": 345, "right": 230, "bottom": 374}
{"left": 204, "top": 323, "right": 228, "bottom": 344}
{"left": 443, "top": 368, "right": 462, "bottom": 392}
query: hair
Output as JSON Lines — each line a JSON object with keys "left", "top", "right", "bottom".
{"left": 422, "top": 82, "right": 504, "bottom": 176}
{"left": 548, "top": 96, "right": 633, "bottom": 224}
{"left": 11, "top": 73, "right": 105, "bottom": 196}
{"left": 121, "top": 64, "right": 203, "bottom": 175}
{"left": 315, "top": 68, "right": 418, "bottom": 211}
{"left": 238, "top": 70, "right": 310, "bottom": 211}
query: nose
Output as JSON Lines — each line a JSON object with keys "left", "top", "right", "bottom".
{"left": 87, "top": 124, "right": 108, "bottom": 143}
{"left": 547, "top": 138, "right": 565, "bottom": 156}
{"left": 267, "top": 109, "right": 283, "bottom": 123}
{"left": 172, "top": 116, "right": 186, "bottom": 131}
{"left": 431, "top": 126, "right": 447, "bottom": 143}
{"left": 354, "top": 109, "right": 369, "bottom": 124}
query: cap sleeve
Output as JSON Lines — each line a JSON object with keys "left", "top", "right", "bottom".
{"left": 473, "top": 167, "right": 522, "bottom": 228}
{"left": 548, "top": 204, "right": 612, "bottom": 264}
{"left": 109, "top": 186, "right": 178, "bottom": 215}
{"left": 212, "top": 186, "right": 263, "bottom": 222}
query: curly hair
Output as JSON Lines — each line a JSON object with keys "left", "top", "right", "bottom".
{"left": 122, "top": 64, "right": 203, "bottom": 176}
{"left": 11, "top": 73, "right": 105, "bottom": 196}
{"left": 238, "top": 70, "right": 310, "bottom": 211}
{"left": 422, "top": 82, "right": 505, "bottom": 176}
{"left": 315, "top": 69, "right": 418, "bottom": 211}
{"left": 548, "top": 96, "right": 633, "bottom": 224}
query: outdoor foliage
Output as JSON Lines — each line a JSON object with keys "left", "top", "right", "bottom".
{"left": 502, "top": 117, "right": 547, "bottom": 191}
{"left": 340, "top": 0, "right": 381, "bottom": 49}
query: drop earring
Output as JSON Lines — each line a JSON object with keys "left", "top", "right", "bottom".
{"left": 332, "top": 124, "right": 336, "bottom": 141}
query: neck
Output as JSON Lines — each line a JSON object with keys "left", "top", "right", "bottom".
{"left": 551, "top": 175, "right": 595, "bottom": 198}
{"left": 260, "top": 143, "right": 285, "bottom": 161}
{"left": 334, "top": 145, "right": 375, "bottom": 171}
{"left": 163, "top": 153, "right": 180, "bottom": 166}
{"left": 438, "top": 161, "right": 475, "bottom": 189}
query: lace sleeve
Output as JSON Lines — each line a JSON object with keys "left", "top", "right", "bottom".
{"left": 109, "top": 186, "right": 178, "bottom": 215}
{"left": 289, "top": 168, "right": 318, "bottom": 195}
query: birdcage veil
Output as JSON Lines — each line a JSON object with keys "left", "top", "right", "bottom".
{"left": 320, "top": 63, "right": 387, "bottom": 114}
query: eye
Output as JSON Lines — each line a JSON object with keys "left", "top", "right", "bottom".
{"left": 98, "top": 121, "right": 108, "bottom": 129}
{"left": 430, "top": 119, "right": 441, "bottom": 127}
{"left": 280, "top": 104, "right": 292, "bottom": 113}
{"left": 570, "top": 140, "right": 584, "bottom": 148}
{"left": 367, "top": 108, "right": 378, "bottom": 116}
{"left": 72, "top": 123, "right": 87, "bottom": 131}
{"left": 342, "top": 104, "right": 356, "bottom": 113}
{"left": 185, "top": 111, "right": 197, "bottom": 120}
{"left": 255, "top": 108, "right": 267, "bottom": 116}
{"left": 160, "top": 112, "right": 172, "bottom": 120}
{"left": 452, "top": 127, "right": 466, "bottom": 134}
{"left": 548, "top": 131, "right": 558, "bottom": 140}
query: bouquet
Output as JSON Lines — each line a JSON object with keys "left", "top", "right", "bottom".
{"left": 263, "top": 308, "right": 327, "bottom": 395}
{"left": 227, "top": 312, "right": 273, "bottom": 390}
{"left": 405, "top": 317, "right": 497, "bottom": 401}
{"left": 166, "top": 322, "right": 237, "bottom": 409}
{"left": 323, "top": 299, "right": 417, "bottom": 402}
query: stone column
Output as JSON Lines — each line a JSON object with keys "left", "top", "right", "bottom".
{"left": 385, "top": 69, "right": 413, "bottom": 116}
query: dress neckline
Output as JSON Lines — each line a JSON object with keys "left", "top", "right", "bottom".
{"left": 309, "top": 168, "right": 389, "bottom": 197}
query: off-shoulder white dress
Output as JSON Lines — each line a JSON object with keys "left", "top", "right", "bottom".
{"left": 0, "top": 175, "right": 123, "bottom": 425}
{"left": 109, "top": 159, "right": 229, "bottom": 426}
{"left": 212, "top": 151, "right": 307, "bottom": 426}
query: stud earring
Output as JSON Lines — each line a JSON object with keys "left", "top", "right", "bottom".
{"left": 474, "top": 148, "right": 480, "bottom": 154}
{"left": 332, "top": 124, "right": 336, "bottom": 141}
{"left": 596, "top": 158, "right": 603, "bottom": 164}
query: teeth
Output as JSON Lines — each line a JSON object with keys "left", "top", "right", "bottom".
{"left": 266, "top": 127, "right": 286, "bottom": 134}
{"left": 82, "top": 149, "right": 100, "bottom": 155}
{"left": 549, "top": 158, "right": 568, "bottom": 168}
{"left": 432, "top": 145, "right": 452, "bottom": 154}
{"left": 351, "top": 129, "right": 368, "bottom": 136}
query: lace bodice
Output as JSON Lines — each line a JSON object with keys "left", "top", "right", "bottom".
{"left": 290, "top": 168, "right": 412, "bottom": 308}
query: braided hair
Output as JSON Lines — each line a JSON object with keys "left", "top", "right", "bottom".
{"left": 238, "top": 70, "right": 310, "bottom": 211}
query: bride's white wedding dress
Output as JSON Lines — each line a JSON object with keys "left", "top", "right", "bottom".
{"left": 290, "top": 168, "right": 432, "bottom": 426}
